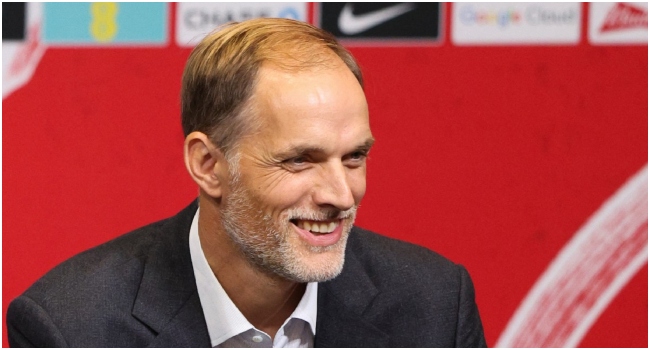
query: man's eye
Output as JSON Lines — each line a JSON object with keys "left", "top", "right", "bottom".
{"left": 287, "top": 156, "right": 306, "bottom": 164}
{"left": 344, "top": 151, "right": 368, "bottom": 168}
{"left": 347, "top": 151, "right": 368, "bottom": 162}
{"left": 281, "top": 156, "right": 311, "bottom": 171}
{"left": 350, "top": 151, "right": 367, "bottom": 160}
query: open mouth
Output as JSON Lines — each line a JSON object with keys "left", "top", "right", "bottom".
{"left": 290, "top": 218, "right": 344, "bottom": 247}
{"left": 290, "top": 219, "right": 338, "bottom": 235}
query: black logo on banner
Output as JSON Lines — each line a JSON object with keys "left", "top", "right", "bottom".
{"left": 3, "top": 2, "right": 26, "bottom": 41}
{"left": 318, "top": 2, "right": 441, "bottom": 41}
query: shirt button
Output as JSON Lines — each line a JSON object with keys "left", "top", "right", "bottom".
{"left": 252, "top": 335, "right": 263, "bottom": 343}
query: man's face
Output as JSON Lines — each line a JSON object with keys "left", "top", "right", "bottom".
{"left": 219, "top": 60, "right": 373, "bottom": 283}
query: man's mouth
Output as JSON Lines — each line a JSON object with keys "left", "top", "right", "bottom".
{"left": 290, "top": 217, "right": 346, "bottom": 247}
{"left": 291, "top": 219, "right": 338, "bottom": 235}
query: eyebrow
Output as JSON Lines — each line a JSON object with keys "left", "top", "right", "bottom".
{"left": 275, "top": 137, "right": 376, "bottom": 159}
{"left": 357, "top": 137, "right": 376, "bottom": 152}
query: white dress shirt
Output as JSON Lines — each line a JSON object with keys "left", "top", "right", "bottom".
{"left": 189, "top": 210, "right": 318, "bottom": 348}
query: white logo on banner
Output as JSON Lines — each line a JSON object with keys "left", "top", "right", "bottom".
{"left": 589, "top": 2, "right": 648, "bottom": 44}
{"left": 496, "top": 165, "right": 648, "bottom": 347}
{"left": 452, "top": 3, "right": 581, "bottom": 45}
{"left": 337, "top": 3, "right": 416, "bottom": 35}
{"left": 3, "top": 3, "right": 47, "bottom": 99}
{"left": 176, "top": 2, "right": 307, "bottom": 47}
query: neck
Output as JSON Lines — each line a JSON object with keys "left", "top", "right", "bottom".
{"left": 197, "top": 196, "right": 306, "bottom": 338}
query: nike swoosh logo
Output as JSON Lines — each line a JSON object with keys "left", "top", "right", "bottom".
{"left": 338, "top": 3, "right": 416, "bottom": 35}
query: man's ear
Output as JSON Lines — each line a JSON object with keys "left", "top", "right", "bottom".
{"left": 184, "top": 132, "right": 228, "bottom": 198}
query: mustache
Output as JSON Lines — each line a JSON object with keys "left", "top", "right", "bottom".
{"left": 287, "top": 205, "right": 358, "bottom": 221}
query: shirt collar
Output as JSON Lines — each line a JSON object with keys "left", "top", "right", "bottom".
{"left": 189, "top": 208, "right": 318, "bottom": 347}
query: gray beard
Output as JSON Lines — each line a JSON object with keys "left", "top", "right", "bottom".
{"left": 219, "top": 178, "right": 355, "bottom": 283}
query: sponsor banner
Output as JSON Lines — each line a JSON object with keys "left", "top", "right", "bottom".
{"left": 3, "top": 3, "right": 27, "bottom": 41}
{"left": 317, "top": 3, "right": 442, "bottom": 45}
{"left": 3, "top": 2, "right": 46, "bottom": 98}
{"left": 176, "top": 3, "right": 307, "bottom": 47}
{"left": 589, "top": 3, "right": 648, "bottom": 45}
{"left": 43, "top": 3, "right": 168, "bottom": 45}
{"left": 452, "top": 3, "right": 581, "bottom": 45}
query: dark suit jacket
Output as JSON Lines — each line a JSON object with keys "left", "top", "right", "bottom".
{"left": 7, "top": 201, "right": 486, "bottom": 347}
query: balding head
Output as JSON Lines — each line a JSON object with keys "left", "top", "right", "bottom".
{"left": 181, "top": 18, "right": 363, "bottom": 156}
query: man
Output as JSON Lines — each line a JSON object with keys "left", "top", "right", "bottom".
{"left": 7, "top": 18, "right": 486, "bottom": 347}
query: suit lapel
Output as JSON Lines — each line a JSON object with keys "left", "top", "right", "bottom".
{"left": 129, "top": 204, "right": 389, "bottom": 347}
{"left": 146, "top": 292, "right": 210, "bottom": 347}
{"left": 131, "top": 201, "right": 211, "bottom": 347}
{"left": 315, "top": 247, "right": 390, "bottom": 347}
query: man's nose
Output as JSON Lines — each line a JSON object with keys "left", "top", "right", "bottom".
{"left": 312, "top": 162, "right": 356, "bottom": 211}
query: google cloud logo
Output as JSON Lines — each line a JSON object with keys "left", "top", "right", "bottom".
{"left": 459, "top": 6, "right": 522, "bottom": 28}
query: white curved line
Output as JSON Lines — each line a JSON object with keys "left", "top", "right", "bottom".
{"left": 566, "top": 247, "right": 647, "bottom": 346}
{"left": 496, "top": 165, "right": 648, "bottom": 347}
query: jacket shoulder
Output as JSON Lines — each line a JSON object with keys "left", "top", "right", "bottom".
{"left": 339, "top": 227, "right": 486, "bottom": 347}
{"left": 7, "top": 201, "right": 199, "bottom": 347}
{"left": 348, "top": 226, "right": 460, "bottom": 283}
{"left": 23, "top": 215, "right": 169, "bottom": 299}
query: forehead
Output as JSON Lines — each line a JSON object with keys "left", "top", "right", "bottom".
{"left": 250, "top": 61, "right": 369, "bottom": 137}
{"left": 234, "top": 62, "right": 371, "bottom": 159}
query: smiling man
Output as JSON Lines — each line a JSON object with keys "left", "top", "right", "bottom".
{"left": 7, "top": 19, "right": 486, "bottom": 347}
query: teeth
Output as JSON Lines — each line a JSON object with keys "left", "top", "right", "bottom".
{"left": 296, "top": 220, "right": 337, "bottom": 234}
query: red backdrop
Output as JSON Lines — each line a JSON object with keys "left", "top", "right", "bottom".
{"left": 3, "top": 3, "right": 647, "bottom": 347}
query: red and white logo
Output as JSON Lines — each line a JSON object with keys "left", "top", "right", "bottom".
{"left": 2, "top": 3, "right": 47, "bottom": 99}
{"left": 589, "top": 2, "right": 648, "bottom": 44}
{"left": 600, "top": 2, "right": 648, "bottom": 33}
